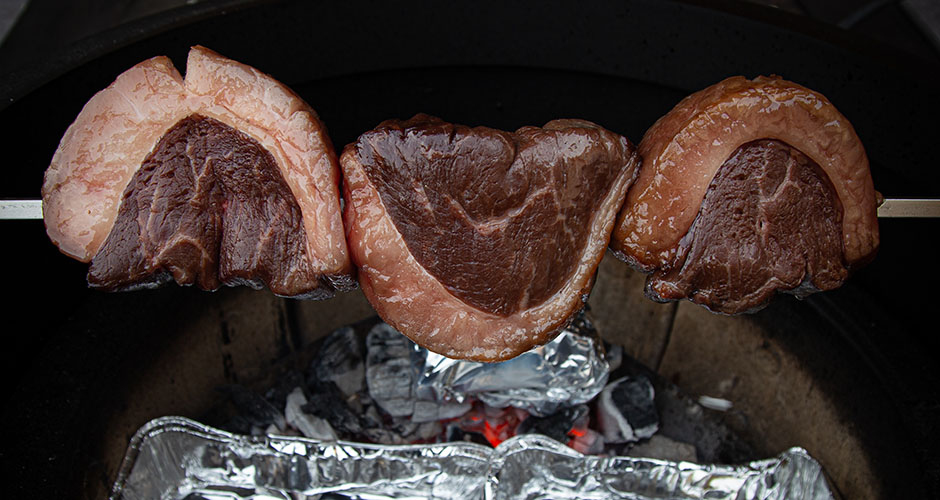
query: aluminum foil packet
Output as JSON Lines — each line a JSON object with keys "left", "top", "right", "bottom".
{"left": 367, "top": 312, "right": 611, "bottom": 420}
{"left": 109, "top": 416, "right": 836, "bottom": 499}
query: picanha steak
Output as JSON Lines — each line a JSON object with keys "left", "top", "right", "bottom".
{"left": 341, "top": 114, "right": 639, "bottom": 362}
{"left": 610, "top": 76, "right": 879, "bottom": 314}
{"left": 41, "top": 46, "right": 353, "bottom": 298}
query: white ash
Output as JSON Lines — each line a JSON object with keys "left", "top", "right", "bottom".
{"left": 596, "top": 376, "right": 658, "bottom": 444}
{"left": 284, "top": 387, "right": 337, "bottom": 440}
{"left": 213, "top": 319, "right": 744, "bottom": 463}
{"left": 626, "top": 434, "right": 698, "bottom": 463}
{"left": 310, "top": 326, "right": 365, "bottom": 398}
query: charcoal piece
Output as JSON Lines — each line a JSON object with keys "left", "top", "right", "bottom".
{"left": 569, "top": 428, "right": 605, "bottom": 455}
{"left": 308, "top": 326, "right": 365, "bottom": 397}
{"left": 611, "top": 354, "right": 756, "bottom": 464}
{"left": 284, "top": 387, "right": 337, "bottom": 440}
{"left": 410, "top": 420, "right": 444, "bottom": 442}
{"left": 515, "top": 405, "right": 589, "bottom": 443}
{"left": 360, "top": 400, "right": 385, "bottom": 430}
{"left": 264, "top": 369, "right": 306, "bottom": 412}
{"left": 302, "top": 380, "right": 365, "bottom": 438}
{"left": 446, "top": 423, "right": 490, "bottom": 446}
{"left": 217, "top": 384, "right": 286, "bottom": 432}
{"left": 596, "top": 376, "right": 658, "bottom": 444}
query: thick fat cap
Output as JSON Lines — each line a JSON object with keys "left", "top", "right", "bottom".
{"left": 612, "top": 75, "right": 878, "bottom": 270}
{"left": 41, "top": 46, "right": 350, "bottom": 277}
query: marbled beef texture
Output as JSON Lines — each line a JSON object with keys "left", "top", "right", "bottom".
{"left": 88, "top": 114, "right": 326, "bottom": 298}
{"left": 342, "top": 115, "right": 638, "bottom": 361}
{"left": 647, "top": 140, "right": 848, "bottom": 314}
{"left": 356, "top": 115, "right": 627, "bottom": 316}
{"left": 612, "top": 76, "right": 878, "bottom": 273}
{"left": 41, "top": 46, "right": 352, "bottom": 298}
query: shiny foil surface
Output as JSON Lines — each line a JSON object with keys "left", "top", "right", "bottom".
{"left": 408, "top": 313, "right": 611, "bottom": 416}
{"left": 110, "top": 416, "right": 834, "bottom": 500}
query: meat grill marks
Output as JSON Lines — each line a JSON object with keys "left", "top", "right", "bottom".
{"left": 646, "top": 140, "right": 848, "bottom": 314}
{"left": 88, "top": 114, "right": 329, "bottom": 298}
{"left": 342, "top": 115, "right": 639, "bottom": 361}
{"left": 611, "top": 75, "right": 879, "bottom": 314}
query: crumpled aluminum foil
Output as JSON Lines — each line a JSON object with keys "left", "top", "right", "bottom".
{"left": 368, "top": 312, "right": 611, "bottom": 419}
{"left": 109, "top": 416, "right": 835, "bottom": 500}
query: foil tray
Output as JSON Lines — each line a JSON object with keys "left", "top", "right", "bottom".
{"left": 110, "top": 416, "right": 835, "bottom": 499}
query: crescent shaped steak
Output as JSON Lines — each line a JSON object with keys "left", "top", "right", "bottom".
{"left": 610, "top": 76, "right": 879, "bottom": 314}
{"left": 41, "top": 46, "right": 353, "bottom": 298}
{"left": 341, "top": 115, "right": 639, "bottom": 361}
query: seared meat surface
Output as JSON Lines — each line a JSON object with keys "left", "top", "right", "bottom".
{"left": 646, "top": 139, "right": 849, "bottom": 314}
{"left": 342, "top": 115, "right": 639, "bottom": 361}
{"left": 42, "top": 46, "right": 353, "bottom": 297}
{"left": 611, "top": 76, "right": 878, "bottom": 314}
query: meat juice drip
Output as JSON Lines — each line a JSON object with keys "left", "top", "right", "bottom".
{"left": 647, "top": 139, "right": 848, "bottom": 314}
{"left": 88, "top": 114, "right": 321, "bottom": 297}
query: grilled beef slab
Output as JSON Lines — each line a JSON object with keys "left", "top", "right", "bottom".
{"left": 341, "top": 115, "right": 639, "bottom": 361}
{"left": 610, "top": 76, "right": 879, "bottom": 313}
{"left": 41, "top": 46, "right": 353, "bottom": 298}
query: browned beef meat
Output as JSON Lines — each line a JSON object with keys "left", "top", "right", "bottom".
{"left": 88, "top": 115, "right": 329, "bottom": 297}
{"left": 646, "top": 140, "right": 849, "bottom": 314}
{"left": 342, "top": 115, "right": 639, "bottom": 361}
{"left": 610, "top": 75, "right": 879, "bottom": 314}
{"left": 42, "top": 46, "right": 353, "bottom": 298}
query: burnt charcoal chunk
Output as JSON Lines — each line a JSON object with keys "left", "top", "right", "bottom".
{"left": 87, "top": 114, "right": 323, "bottom": 297}
{"left": 596, "top": 376, "right": 658, "bottom": 444}
{"left": 302, "top": 379, "right": 367, "bottom": 437}
{"left": 446, "top": 424, "right": 490, "bottom": 446}
{"left": 217, "top": 384, "right": 286, "bottom": 432}
{"left": 356, "top": 115, "right": 626, "bottom": 316}
{"left": 307, "top": 326, "right": 365, "bottom": 398}
{"left": 516, "top": 404, "right": 589, "bottom": 443}
{"left": 265, "top": 370, "right": 307, "bottom": 412}
{"left": 648, "top": 140, "right": 848, "bottom": 313}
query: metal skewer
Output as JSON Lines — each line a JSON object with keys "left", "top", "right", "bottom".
{"left": 2, "top": 198, "right": 939, "bottom": 220}
{"left": 0, "top": 199, "right": 42, "bottom": 219}
{"left": 874, "top": 198, "right": 940, "bottom": 218}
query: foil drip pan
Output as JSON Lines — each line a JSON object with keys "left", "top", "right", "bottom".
{"left": 110, "top": 416, "right": 835, "bottom": 500}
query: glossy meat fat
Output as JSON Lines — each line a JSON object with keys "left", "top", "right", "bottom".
{"left": 610, "top": 75, "right": 879, "bottom": 314}
{"left": 342, "top": 115, "right": 639, "bottom": 361}
{"left": 611, "top": 75, "right": 878, "bottom": 271}
{"left": 41, "top": 46, "right": 352, "bottom": 297}
{"left": 647, "top": 139, "right": 850, "bottom": 313}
